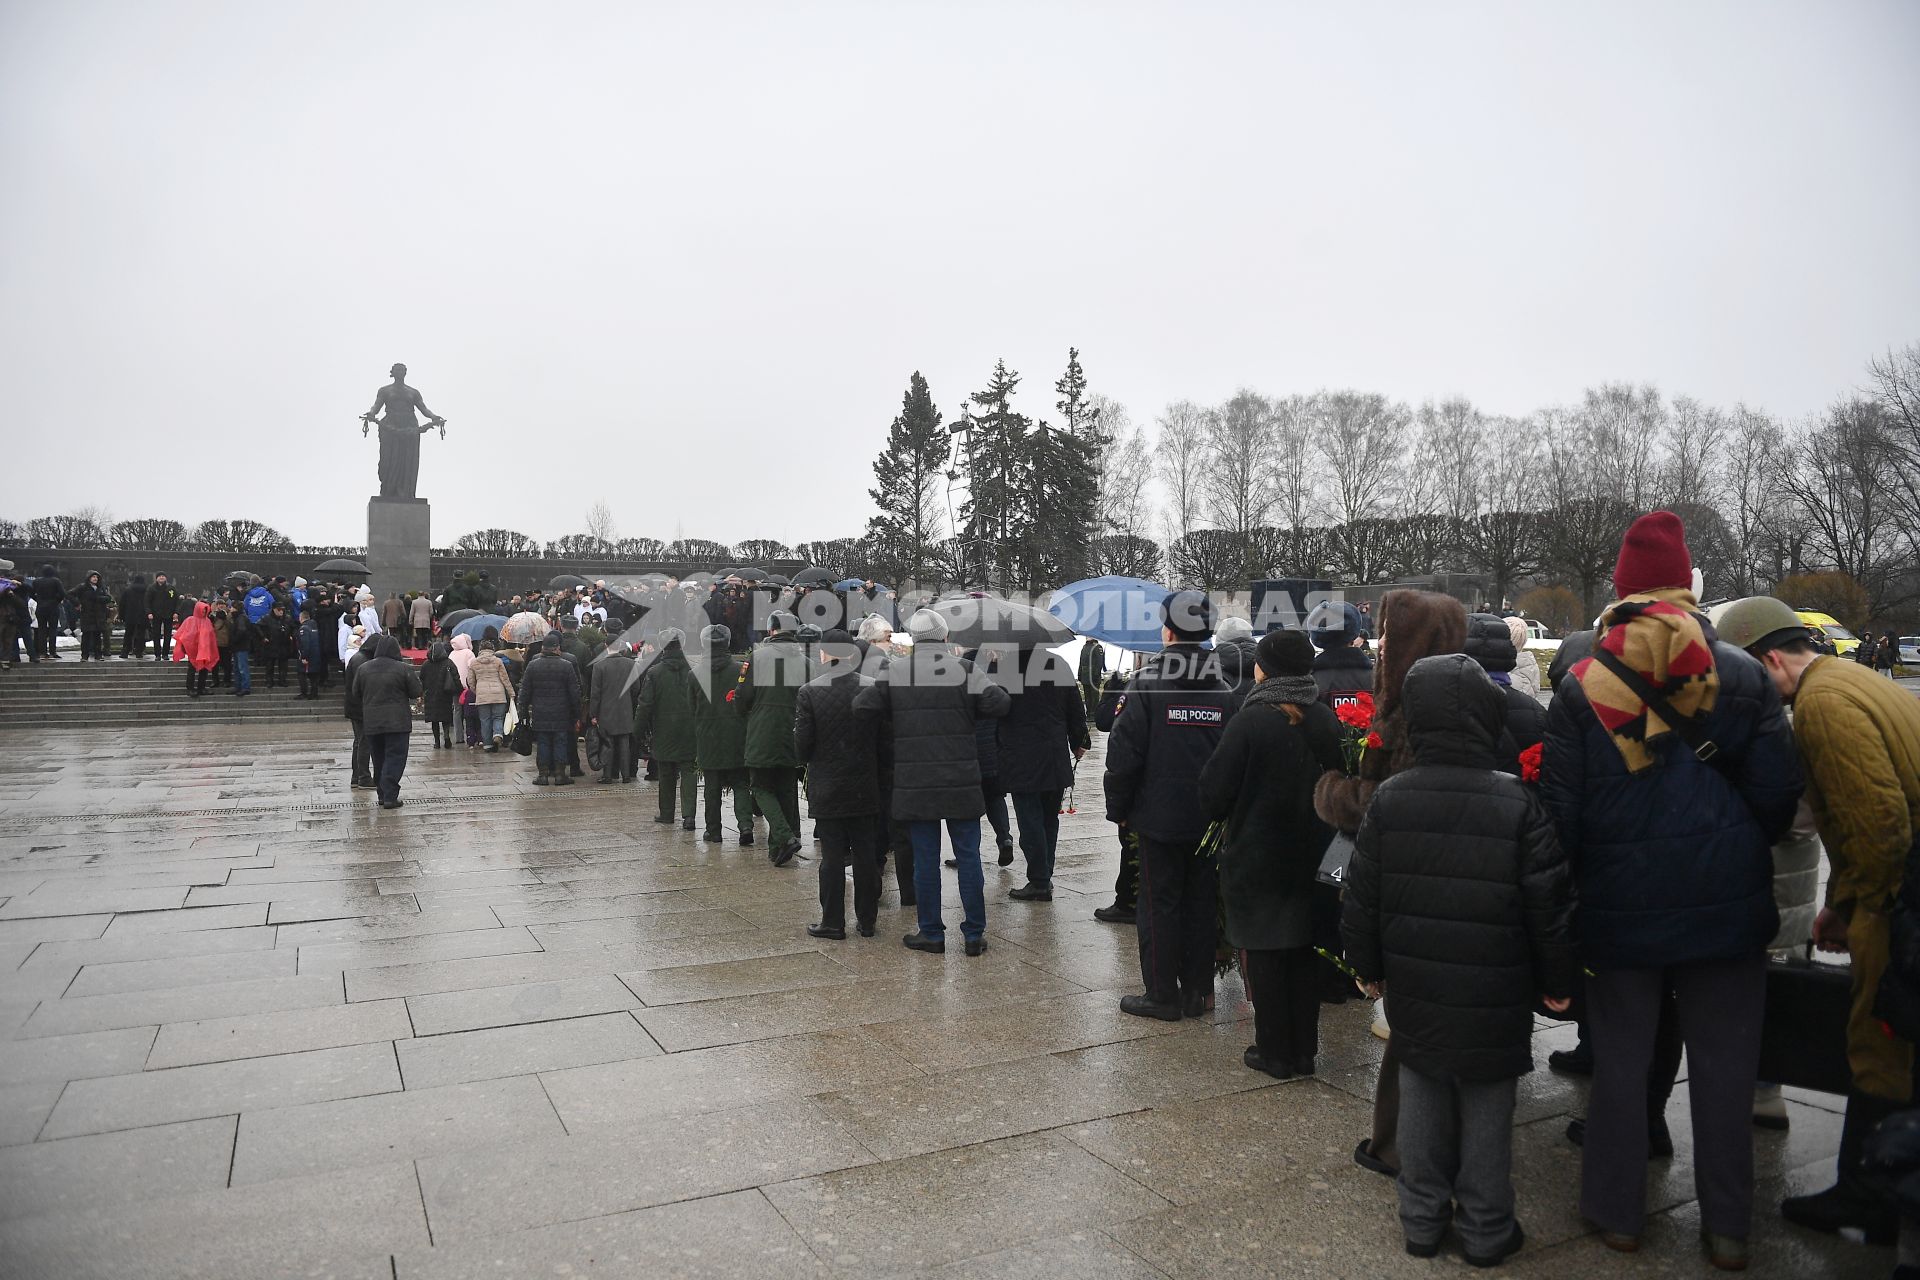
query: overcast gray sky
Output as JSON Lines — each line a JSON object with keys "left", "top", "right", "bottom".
{"left": 3, "top": 0, "right": 1915, "bottom": 549}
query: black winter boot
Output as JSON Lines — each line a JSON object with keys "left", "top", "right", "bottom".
{"left": 532, "top": 767, "right": 551, "bottom": 786}
{"left": 1780, "top": 1089, "right": 1902, "bottom": 1245}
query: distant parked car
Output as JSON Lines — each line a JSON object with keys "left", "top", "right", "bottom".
{"left": 1516, "top": 617, "right": 1562, "bottom": 679}
{"left": 1900, "top": 636, "right": 1920, "bottom": 666}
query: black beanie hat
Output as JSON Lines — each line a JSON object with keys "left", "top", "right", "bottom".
{"left": 1161, "top": 590, "right": 1213, "bottom": 642}
{"left": 1255, "top": 628, "right": 1314, "bottom": 678}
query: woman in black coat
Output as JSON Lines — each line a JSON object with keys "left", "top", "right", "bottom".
{"left": 1198, "top": 629, "right": 1345, "bottom": 1080}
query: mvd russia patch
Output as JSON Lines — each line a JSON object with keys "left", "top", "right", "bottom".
{"left": 1165, "top": 705, "right": 1225, "bottom": 725}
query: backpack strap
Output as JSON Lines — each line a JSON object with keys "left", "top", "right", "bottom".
{"left": 1592, "top": 647, "right": 1721, "bottom": 764}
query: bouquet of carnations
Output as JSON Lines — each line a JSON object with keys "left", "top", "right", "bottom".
{"left": 1333, "top": 691, "right": 1379, "bottom": 774}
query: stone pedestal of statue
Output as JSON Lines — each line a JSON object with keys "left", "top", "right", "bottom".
{"left": 368, "top": 497, "right": 431, "bottom": 603}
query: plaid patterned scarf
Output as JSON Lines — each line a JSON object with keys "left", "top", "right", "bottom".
{"left": 1572, "top": 589, "right": 1718, "bottom": 774}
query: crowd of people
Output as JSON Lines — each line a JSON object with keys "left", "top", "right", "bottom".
{"left": 9, "top": 524, "right": 1920, "bottom": 1273}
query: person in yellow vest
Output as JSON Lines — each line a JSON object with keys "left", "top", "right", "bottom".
{"left": 1718, "top": 595, "right": 1920, "bottom": 1248}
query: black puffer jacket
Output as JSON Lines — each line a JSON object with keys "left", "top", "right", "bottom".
{"left": 145, "top": 579, "right": 177, "bottom": 624}
{"left": 72, "top": 575, "right": 111, "bottom": 628}
{"left": 355, "top": 637, "right": 423, "bottom": 735}
{"left": 854, "top": 648, "right": 1011, "bottom": 821}
{"left": 1342, "top": 654, "right": 1576, "bottom": 1081}
{"left": 795, "top": 664, "right": 882, "bottom": 817}
{"left": 1542, "top": 622, "right": 1800, "bottom": 970}
{"left": 1198, "top": 688, "right": 1346, "bottom": 949}
{"left": 519, "top": 650, "right": 583, "bottom": 732}
{"left": 1312, "top": 644, "right": 1373, "bottom": 708}
{"left": 1103, "top": 644, "right": 1235, "bottom": 842}
{"left": 29, "top": 569, "right": 64, "bottom": 624}
{"left": 1465, "top": 613, "right": 1545, "bottom": 773}
{"left": 1215, "top": 636, "right": 1258, "bottom": 706}
{"left": 995, "top": 648, "right": 1090, "bottom": 793}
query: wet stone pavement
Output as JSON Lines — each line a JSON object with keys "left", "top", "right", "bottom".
{"left": 0, "top": 722, "right": 1886, "bottom": 1279}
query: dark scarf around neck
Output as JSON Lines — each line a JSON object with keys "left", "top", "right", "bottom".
{"left": 1245, "top": 674, "right": 1320, "bottom": 709}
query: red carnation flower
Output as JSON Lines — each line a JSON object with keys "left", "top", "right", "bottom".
{"left": 1518, "top": 742, "right": 1543, "bottom": 784}
{"left": 1365, "top": 730, "right": 1383, "bottom": 751}
{"left": 724, "top": 688, "right": 736, "bottom": 703}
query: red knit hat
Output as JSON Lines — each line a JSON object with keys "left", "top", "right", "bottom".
{"left": 1613, "top": 511, "right": 1692, "bottom": 597}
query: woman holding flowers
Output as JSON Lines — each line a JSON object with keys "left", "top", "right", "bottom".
{"left": 1199, "top": 629, "right": 1345, "bottom": 1081}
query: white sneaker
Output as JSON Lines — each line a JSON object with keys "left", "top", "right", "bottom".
{"left": 1371, "top": 998, "right": 1390, "bottom": 1041}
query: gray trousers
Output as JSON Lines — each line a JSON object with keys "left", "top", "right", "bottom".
{"left": 1397, "top": 1065, "right": 1518, "bottom": 1255}
{"left": 1581, "top": 954, "right": 1765, "bottom": 1238}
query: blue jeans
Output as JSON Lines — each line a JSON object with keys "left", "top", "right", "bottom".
{"left": 909, "top": 818, "right": 984, "bottom": 943}
{"left": 233, "top": 649, "right": 251, "bottom": 693}
{"left": 476, "top": 703, "right": 506, "bottom": 743}
{"left": 535, "top": 729, "right": 568, "bottom": 769}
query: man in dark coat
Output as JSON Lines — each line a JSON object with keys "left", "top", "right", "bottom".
{"left": 297, "top": 609, "right": 328, "bottom": 699}
{"left": 70, "top": 571, "right": 112, "bottom": 661}
{"left": 116, "top": 575, "right": 149, "bottom": 660}
{"left": 635, "top": 632, "right": 699, "bottom": 819}
{"left": 1213, "top": 616, "right": 1259, "bottom": 705}
{"left": 739, "top": 613, "right": 812, "bottom": 864}
{"left": 521, "top": 631, "right": 583, "bottom": 786}
{"left": 1540, "top": 511, "right": 1802, "bottom": 1255}
{"left": 796, "top": 629, "right": 884, "bottom": 938}
{"left": 1104, "top": 591, "right": 1237, "bottom": 1020}
{"left": 258, "top": 601, "right": 298, "bottom": 688}
{"left": 692, "top": 624, "right": 756, "bottom": 843}
{"left": 1342, "top": 653, "right": 1574, "bottom": 1266}
{"left": 586, "top": 630, "right": 638, "bottom": 785}
{"left": 1463, "top": 613, "right": 1545, "bottom": 774}
{"left": 854, "top": 609, "right": 1011, "bottom": 954}
{"left": 29, "top": 565, "right": 65, "bottom": 660}
{"left": 554, "top": 614, "right": 593, "bottom": 777}
{"left": 1090, "top": 661, "right": 1145, "bottom": 924}
{"left": 997, "top": 646, "right": 1090, "bottom": 901}
{"left": 145, "top": 572, "right": 178, "bottom": 662}
{"left": 355, "top": 635, "right": 423, "bottom": 809}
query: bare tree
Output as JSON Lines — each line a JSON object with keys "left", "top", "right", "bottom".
{"left": 1721, "top": 405, "right": 1785, "bottom": 596}
{"left": 1414, "top": 397, "right": 1486, "bottom": 528}
{"left": 612, "top": 536, "right": 666, "bottom": 559}
{"left": 1313, "top": 391, "right": 1411, "bottom": 526}
{"left": 734, "top": 539, "right": 795, "bottom": 562}
{"left": 1154, "top": 400, "right": 1211, "bottom": 544}
{"left": 190, "top": 519, "right": 291, "bottom": 553}
{"left": 24, "top": 513, "right": 108, "bottom": 547}
{"left": 107, "top": 518, "right": 189, "bottom": 551}
{"left": 584, "top": 500, "right": 617, "bottom": 548}
{"left": 453, "top": 528, "right": 538, "bottom": 556}
{"left": 1579, "top": 382, "right": 1664, "bottom": 509}
{"left": 1775, "top": 399, "right": 1904, "bottom": 610}
{"left": 1661, "top": 395, "right": 1727, "bottom": 508}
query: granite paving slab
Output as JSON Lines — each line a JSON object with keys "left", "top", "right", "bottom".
{"left": 397, "top": 1010, "right": 660, "bottom": 1089}
{"left": 17, "top": 971, "right": 344, "bottom": 1038}
{"left": 0, "top": 1114, "right": 236, "bottom": 1221}
{"left": 295, "top": 923, "right": 542, "bottom": 973}
{"left": 0, "top": 1159, "right": 426, "bottom": 1280}
{"left": 41, "top": 1041, "right": 401, "bottom": 1138}
{"left": 415, "top": 1095, "right": 877, "bottom": 1242}
{"left": 230, "top": 1073, "right": 563, "bottom": 1185}
{"left": 0, "top": 1080, "right": 64, "bottom": 1145}
{"left": 146, "top": 997, "right": 413, "bottom": 1069}
{"left": 392, "top": 1188, "right": 831, "bottom": 1279}
{"left": 762, "top": 1131, "right": 1172, "bottom": 1271}
{"left": 65, "top": 947, "right": 297, "bottom": 998}
{"left": 99, "top": 902, "right": 267, "bottom": 934}
{"left": 405, "top": 973, "right": 644, "bottom": 1036}
{"left": 0, "top": 1025, "right": 157, "bottom": 1086}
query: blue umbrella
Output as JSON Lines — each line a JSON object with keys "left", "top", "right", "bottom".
{"left": 1046, "top": 575, "right": 1172, "bottom": 653}
{"left": 451, "top": 613, "right": 511, "bottom": 644}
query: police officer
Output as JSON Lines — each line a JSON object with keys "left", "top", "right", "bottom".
{"left": 1104, "top": 590, "right": 1236, "bottom": 1020}
{"left": 1306, "top": 600, "right": 1374, "bottom": 709}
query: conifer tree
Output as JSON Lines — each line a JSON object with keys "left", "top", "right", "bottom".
{"left": 864, "top": 372, "right": 948, "bottom": 586}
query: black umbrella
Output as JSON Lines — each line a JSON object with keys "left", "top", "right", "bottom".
{"left": 312, "top": 558, "right": 369, "bottom": 577}
{"left": 792, "top": 566, "right": 835, "bottom": 586}
{"left": 734, "top": 566, "right": 769, "bottom": 582}
{"left": 716, "top": 567, "right": 741, "bottom": 579}
{"left": 440, "top": 608, "right": 481, "bottom": 631}
{"left": 547, "top": 573, "right": 589, "bottom": 592}
{"left": 222, "top": 571, "right": 260, "bottom": 588}
{"left": 764, "top": 573, "right": 791, "bottom": 586}
{"left": 925, "top": 596, "right": 1074, "bottom": 650}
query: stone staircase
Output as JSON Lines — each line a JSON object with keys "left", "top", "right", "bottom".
{"left": 0, "top": 655, "right": 351, "bottom": 727}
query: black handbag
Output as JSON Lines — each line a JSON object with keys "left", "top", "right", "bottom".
{"left": 585, "top": 728, "right": 604, "bottom": 773}
{"left": 508, "top": 717, "right": 534, "bottom": 757}
{"left": 1757, "top": 947, "right": 1854, "bottom": 1095}
{"left": 1317, "top": 832, "right": 1357, "bottom": 887}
